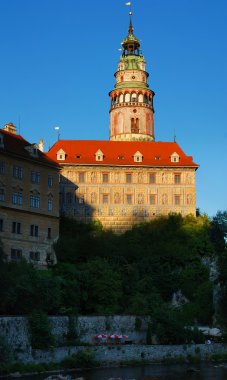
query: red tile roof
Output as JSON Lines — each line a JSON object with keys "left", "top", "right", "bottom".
{"left": 47, "top": 140, "right": 198, "bottom": 168}
{"left": 0, "top": 129, "right": 59, "bottom": 168}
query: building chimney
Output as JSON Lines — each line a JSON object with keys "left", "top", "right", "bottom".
{"left": 4, "top": 122, "right": 17, "bottom": 134}
{"left": 39, "top": 139, "right": 44, "bottom": 152}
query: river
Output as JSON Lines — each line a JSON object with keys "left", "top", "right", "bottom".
{"left": 8, "top": 363, "right": 227, "bottom": 380}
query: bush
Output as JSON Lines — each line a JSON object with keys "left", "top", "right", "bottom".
{"left": 61, "top": 349, "right": 98, "bottom": 368}
{"left": 28, "top": 311, "right": 55, "bottom": 349}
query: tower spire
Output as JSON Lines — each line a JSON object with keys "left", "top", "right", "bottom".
{"left": 128, "top": 11, "right": 133, "bottom": 35}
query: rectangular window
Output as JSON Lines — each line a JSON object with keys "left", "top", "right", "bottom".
{"left": 149, "top": 195, "right": 156, "bottom": 205}
{"left": 0, "top": 161, "right": 5, "bottom": 175}
{"left": 12, "top": 222, "right": 21, "bottom": 234}
{"left": 30, "top": 194, "right": 40, "bottom": 208}
{"left": 47, "top": 228, "right": 51, "bottom": 239}
{"left": 0, "top": 219, "right": 3, "bottom": 232}
{"left": 12, "top": 192, "right": 23, "bottom": 205}
{"left": 103, "top": 194, "right": 109, "bottom": 204}
{"left": 48, "top": 175, "right": 53, "bottom": 187}
{"left": 31, "top": 171, "right": 40, "bottom": 184}
{"left": 79, "top": 172, "right": 85, "bottom": 183}
{"left": 0, "top": 189, "right": 5, "bottom": 202}
{"left": 11, "top": 249, "right": 22, "bottom": 261}
{"left": 174, "top": 174, "right": 181, "bottom": 184}
{"left": 126, "top": 173, "right": 132, "bottom": 183}
{"left": 13, "top": 165, "right": 23, "bottom": 179}
{"left": 175, "top": 195, "right": 180, "bottom": 205}
{"left": 126, "top": 194, "right": 132, "bottom": 204}
{"left": 102, "top": 173, "right": 109, "bottom": 183}
{"left": 29, "top": 251, "right": 40, "bottom": 261}
{"left": 30, "top": 224, "right": 38, "bottom": 237}
{"left": 48, "top": 198, "right": 53, "bottom": 211}
{"left": 149, "top": 173, "right": 155, "bottom": 184}
{"left": 77, "top": 195, "right": 84, "bottom": 204}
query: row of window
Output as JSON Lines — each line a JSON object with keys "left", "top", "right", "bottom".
{"left": 111, "top": 92, "right": 152, "bottom": 106}
{"left": 66, "top": 172, "right": 183, "bottom": 184}
{"left": 99, "top": 194, "right": 182, "bottom": 205}
{"left": 57, "top": 149, "right": 180, "bottom": 163}
{"left": 0, "top": 190, "right": 53, "bottom": 211}
{"left": 0, "top": 162, "right": 53, "bottom": 186}
{"left": 68, "top": 193, "right": 191, "bottom": 206}
{"left": 10, "top": 250, "right": 54, "bottom": 263}
{"left": 10, "top": 249, "right": 46, "bottom": 262}
{"left": 11, "top": 249, "right": 40, "bottom": 261}
{"left": 0, "top": 220, "right": 52, "bottom": 238}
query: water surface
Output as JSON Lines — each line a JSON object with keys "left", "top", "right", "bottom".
{"left": 11, "top": 363, "right": 227, "bottom": 380}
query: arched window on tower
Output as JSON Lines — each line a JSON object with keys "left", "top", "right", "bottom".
{"left": 119, "top": 94, "right": 124, "bottom": 103}
{"left": 138, "top": 93, "right": 143, "bottom": 103}
{"left": 125, "top": 93, "right": 130, "bottom": 102}
{"left": 131, "top": 92, "right": 137, "bottom": 103}
{"left": 144, "top": 94, "right": 148, "bottom": 104}
{"left": 131, "top": 118, "right": 139, "bottom": 133}
{"left": 135, "top": 118, "right": 139, "bottom": 133}
{"left": 131, "top": 118, "right": 134, "bottom": 133}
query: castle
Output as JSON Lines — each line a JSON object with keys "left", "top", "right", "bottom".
{"left": 0, "top": 13, "right": 199, "bottom": 265}
{"left": 47, "top": 13, "right": 199, "bottom": 232}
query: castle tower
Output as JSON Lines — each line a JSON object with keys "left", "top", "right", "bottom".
{"left": 109, "top": 12, "right": 155, "bottom": 141}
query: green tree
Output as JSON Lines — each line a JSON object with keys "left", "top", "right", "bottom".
{"left": 79, "top": 258, "right": 122, "bottom": 314}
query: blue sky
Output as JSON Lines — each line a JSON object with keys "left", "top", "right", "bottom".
{"left": 0, "top": 0, "right": 226, "bottom": 217}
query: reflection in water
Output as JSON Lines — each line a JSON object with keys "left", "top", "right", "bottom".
{"left": 7, "top": 363, "right": 227, "bottom": 380}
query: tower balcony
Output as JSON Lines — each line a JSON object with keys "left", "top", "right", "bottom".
{"left": 110, "top": 102, "right": 153, "bottom": 110}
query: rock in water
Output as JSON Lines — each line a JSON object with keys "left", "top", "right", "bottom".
{"left": 43, "top": 375, "right": 72, "bottom": 380}
{"left": 187, "top": 367, "right": 200, "bottom": 373}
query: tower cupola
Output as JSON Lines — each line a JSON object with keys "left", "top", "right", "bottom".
{"left": 121, "top": 12, "right": 141, "bottom": 55}
{"left": 109, "top": 12, "right": 155, "bottom": 142}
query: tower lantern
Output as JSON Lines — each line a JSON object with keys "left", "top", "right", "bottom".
{"left": 109, "top": 12, "right": 155, "bottom": 142}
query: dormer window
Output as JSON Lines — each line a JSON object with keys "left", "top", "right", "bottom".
{"left": 95, "top": 149, "right": 104, "bottom": 162}
{"left": 171, "top": 152, "right": 180, "bottom": 163}
{"left": 76, "top": 155, "right": 81, "bottom": 159}
{"left": 57, "top": 149, "right": 66, "bottom": 161}
{"left": 133, "top": 151, "right": 143, "bottom": 163}
{"left": 118, "top": 155, "right": 124, "bottom": 160}
{"left": 25, "top": 144, "right": 39, "bottom": 158}
{"left": 155, "top": 156, "right": 161, "bottom": 160}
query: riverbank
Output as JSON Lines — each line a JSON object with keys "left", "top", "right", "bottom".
{"left": 2, "top": 362, "right": 227, "bottom": 380}
{"left": 1, "top": 344, "right": 227, "bottom": 378}
{"left": 12, "top": 342, "right": 227, "bottom": 365}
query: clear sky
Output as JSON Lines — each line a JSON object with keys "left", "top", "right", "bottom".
{"left": 0, "top": 0, "right": 226, "bottom": 217}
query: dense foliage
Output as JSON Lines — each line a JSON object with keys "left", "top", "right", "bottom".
{"left": 0, "top": 212, "right": 226, "bottom": 342}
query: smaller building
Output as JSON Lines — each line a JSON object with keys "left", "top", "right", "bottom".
{"left": 0, "top": 123, "right": 59, "bottom": 268}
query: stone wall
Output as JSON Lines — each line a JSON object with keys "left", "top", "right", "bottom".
{"left": 0, "top": 317, "right": 31, "bottom": 356}
{"left": 15, "top": 344, "right": 227, "bottom": 365}
{"left": 1, "top": 316, "right": 227, "bottom": 365}
{"left": 0, "top": 315, "right": 148, "bottom": 351}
